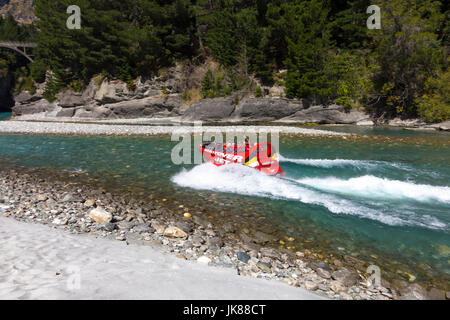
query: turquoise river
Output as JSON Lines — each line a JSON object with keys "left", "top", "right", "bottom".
{"left": 0, "top": 121, "right": 449, "bottom": 288}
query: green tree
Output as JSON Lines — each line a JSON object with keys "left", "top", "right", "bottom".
{"left": 417, "top": 68, "right": 450, "bottom": 123}
{"left": 369, "top": 0, "right": 446, "bottom": 117}
{"left": 32, "top": 0, "right": 198, "bottom": 94}
{"left": 284, "top": 0, "right": 333, "bottom": 102}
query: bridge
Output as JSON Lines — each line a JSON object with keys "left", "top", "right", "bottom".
{"left": 0, "top": 41, "right": 37, "bottom": 62}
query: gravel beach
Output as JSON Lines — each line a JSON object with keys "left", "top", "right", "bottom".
{"left": 0, "top": 120, "right": 348, "bottom": 136}
{"left": 1, "top": 167, "right": 421, "bottom": 300}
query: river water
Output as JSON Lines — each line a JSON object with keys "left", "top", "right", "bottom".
{"left": 0, "top": 125, "right": 448, "bottom": 287}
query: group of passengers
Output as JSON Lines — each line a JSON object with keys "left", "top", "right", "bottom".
{"left": 205, "top": 137, "right": 254, "bottom": 153}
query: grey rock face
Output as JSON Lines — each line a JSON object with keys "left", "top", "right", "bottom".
{"left": 232, "top": 98, "right": 306, "bottom": 121}
{"left": 82, "top": 79, "right": 98, "bottom": 103}
{"left": 56, "top": 90, "right": 84, "bottom": 108}
{"left": 430, "top": 120, "right": 450, "bottom": 131}
{"left": 280, "top": 104, "right": 370, "bottom": 124}
{"left": 182, "top": 97, "right": 236, "bottom": 121}
{"left": 11, "top": 74, "right": 373, "bottom": 125}
{"left": 12, "top": 99, "right": 57, "bottom": 116}
{"left": 94, "top": 79, "right": 131, "bottom": 104}
{"left": 180, "top": 97, "right": 370, "bottom": 124}
{"left": 14, "top": 91, "right": 41, "bottom": 105}
{"left": 106, "top": 95, "right": 185, "bottom": 119}
{"left": 75, "top": 106, "right": 112, "bottom": 119}
{"left": 56, "top": 108, "right": 76, "bottom": 118}
{"left": 331, "top": 268, "right": 359, "bottom": 287}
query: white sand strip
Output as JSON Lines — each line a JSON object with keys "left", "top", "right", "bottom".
{"left": 0, "top": 217, "right": 323, "bottom": 300}
{"left": 0, "top": 120, "right": 347, "bottom": 136}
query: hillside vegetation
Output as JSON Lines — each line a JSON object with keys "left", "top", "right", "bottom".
{"left": 1, "top": 0, "right": 449, "bottom": 122}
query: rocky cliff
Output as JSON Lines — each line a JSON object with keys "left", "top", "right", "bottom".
{"left": 0, "top": 0, "right": 35, "bottom": 24}
{"left": 12, "top": 76, "right": 373, "bottom": 125}
{"left": 14, "top": 80, "right": 450, "bottom": 131}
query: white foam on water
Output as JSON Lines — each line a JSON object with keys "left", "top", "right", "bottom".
{"left": 279, "top": 155, "right": 410, "bottom": 170}
{"left": 280, "top": 156, "right": 375, "bottom": 168}
{"left": 296, "top": 175, "right": 450, "bottom": 204}
{"left": 171, "top": 163, "right": 448, "bottom": 230}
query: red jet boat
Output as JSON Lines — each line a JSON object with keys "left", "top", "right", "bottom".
{"left": 198, "top": 141, "right": 284, "bottom": 176}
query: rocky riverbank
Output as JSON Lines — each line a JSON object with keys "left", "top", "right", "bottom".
{"left": 12, "top": 77, "right": 372, "bottom": 125}
{"left": 0, "top": 121, "right": 348, "bottom": 136}
{"left": 11, "top": 76, "right": 449, "bottom": 131}
{"left": 1, "top": 166, "right": 448, "bottom": 300}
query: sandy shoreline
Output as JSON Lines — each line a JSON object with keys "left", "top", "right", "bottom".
{"left": 0, "top": 215, "right": 323, "bottom": 300}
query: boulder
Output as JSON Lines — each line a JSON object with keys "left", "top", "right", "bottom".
{"left": 207, "top": 237, "right": 223, "bottom": 249}
{"left": 151, "top": 220, "right": 165, "bottom": 234}
{"left": 256, "top": 262, "right": 272, "bottom": 273}
{"left": 232, "top": 98, "right": 306, "bottom": 121}
{"left": 259, "top": 247, "right": 281, "bottom": 259}
{"left": 84, "top": 199, "right": 96, "bottom": 207}
{"left": 398, "top": 283, "right": 428, "bottom": 300}
{"left": 12, "top": 99, "right": 57, "bottom": 116}
{"left": 330, "top": 280, "right": 347, "bottom": 293}
{"left": 163, "top": 226, "right": 188, "bottom": 238}
{"left": 280, "top": 104, "right": 370, "bottom": 124}
{"left": 197, "top": 256, "right": 212, "bottom": 265}
{"left": 331, "top": 268, "right": 359, "bottom": 287}
{"left": 82, "top": 79, "right": 99, "bottom": 103}
{"left": 430, "top": 120, "right": 450, "bottom": 131}
{"left": 356, "top": 120, "right": 375, "bottom": 126}
{"left": 133, "top": 222, "right": 154, "bottom": 233}
{"left": 14, "top": 91, "right": 40, "bottom": 105}
{"left": 56, "top": 107, "right": 75, "bottom": 118}
{"left": 252, "top": 231, "right": 276, "bottom": 244}
{"left": 94, "top": 79, "right": 131, "bottom": 104}
{"left": 106, "top": 95, "right": 184, "bottom": 118}
{"left": 35, "top": 194, "right": 48, "bottom": 202}
{"left": 97, "top": 222, "right": 116, "bottom": 232}
{"left": 88, "top": 207, "right": 113, "bottom": 223}
{"left": 316, "top": 268, "right": 332, "bottom": 279}
{"left": 75, "top": 106, "right": 112, "bottom": 119}
{"left": 304, "top": 280, "right": 319, "bottom": 291}
{"left": 237, "top": 251, "right": 251, "bottom": 263}
{"left": 182, "top": 97, "right": 236, "bottom": 121}
{"left": 387, "top": 118, "right": 427, "bottom": 128}
{"left": 56, "top": 90, "right": 84, "bottom": 107}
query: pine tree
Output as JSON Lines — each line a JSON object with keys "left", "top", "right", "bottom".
{"left": 284, "top": 0, "right": 333, "bottom": 102}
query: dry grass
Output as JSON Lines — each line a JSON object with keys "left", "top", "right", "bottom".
{"left": 183, "top": 88, "right": 202, "bottom": 105}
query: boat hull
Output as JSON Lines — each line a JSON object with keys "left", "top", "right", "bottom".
{"left": 198, "top": 142, "right": 284, "bottom": 176}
